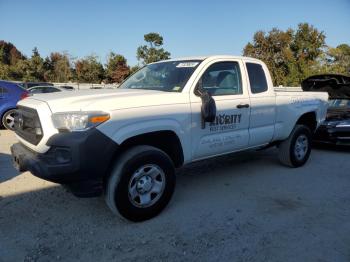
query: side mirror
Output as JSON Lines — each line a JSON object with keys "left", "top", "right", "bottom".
{"left": 195, "top": 80, "right": 216, "bottom": 128}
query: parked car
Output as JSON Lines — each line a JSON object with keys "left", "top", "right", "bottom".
{"left": 20, "top": 82, "right": 53, "bottom": 89}
{"left": 28, "top": 85, "right": 72, "bottom": 95}
{"left": 0, "top": 80, "right": 29, "bottom": 130}
{"left": 11, "top": 56, "right": 328, "bottom": 221}
{"left": 302, "top": 74, "right": 350, "bottom": 145}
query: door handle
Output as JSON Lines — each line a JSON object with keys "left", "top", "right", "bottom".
{"left": 236, "top": 104, "right": 250, "bottom": 109}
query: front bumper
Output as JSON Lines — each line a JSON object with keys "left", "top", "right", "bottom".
{"left": 11, "top": 129, "right": 119, "bottom": 197}
{"left": 314, "top": 124, "right": 350, "bottom": 145}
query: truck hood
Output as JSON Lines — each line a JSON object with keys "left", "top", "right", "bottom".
{"left": 301, "top": 74, "right": 350, "bottom": 99}
{"left": 24, "top": 88, "right": 188, "bottom": 113}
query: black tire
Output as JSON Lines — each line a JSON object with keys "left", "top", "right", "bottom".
{"left": 278, "top": 125, "right": 312, "bottom": 167}
{"left": 2, "top": 109, "right": 17, "bottom": 130}
{"left": 106, "top": 145, "right": 175, "bottom": 222}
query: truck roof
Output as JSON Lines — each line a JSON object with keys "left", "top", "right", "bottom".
{"left": 154, "top": 55, "right": 262, "bottom": 63}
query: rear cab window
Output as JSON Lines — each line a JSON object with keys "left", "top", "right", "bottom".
{"left": 246, "top": 63, "right": 268, "bottom": 94}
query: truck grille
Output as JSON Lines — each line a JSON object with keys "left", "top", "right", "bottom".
{"left": 14, "top": 106, "right": 43, "bottom": 145}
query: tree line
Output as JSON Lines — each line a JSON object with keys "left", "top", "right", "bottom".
{"left": 243, "top": 23, "right": 350, "bottom": 86}
{"left": 1, "top": 24, "right": 349, "bottom": 85}
{"left": 0, "top": 32, "right": 170, "bottom": 84}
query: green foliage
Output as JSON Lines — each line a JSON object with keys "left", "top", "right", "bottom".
{"left": 0, "top": 64, "right": 10, "bottom": 79}
{"left": 244, "top": 28, "right": 294, "bottom": 86}
{"left": 290, "top": 23, "right": 326, "bottom": 83}
{"left": 0, "top": 37, "right": 159, "bottom": 83}
{"left": 130, "top": 65, "right": 141, "bottom": 75}
{"left": 105, "top": 52, "right": 130, "bottom": 83}
{"left": 8, "top": 59, "right": 29, "bottom": 80}
{"left": 44, "top": 52, "right": 72, "bottom": 82}
{"left": 322, "top": 44, "right": 350, "bottom": 74}
{"left": 22, "top": 47, "right": 46, "bottom": 81}
{"left": 3, "top": 47, "right": 47, "bottom": 82}
{"left": 0, "top": 40, "right": 29, "bottom": 81}
{"left": 144, "top": 33, "right": 164, "bottom": 47}
{"left": 0, "top": 40, "right": 25, "bottom": 65}
{"left": 75, "top": 55, "right": 105, "bottom": 83}
{"left": 243, "top": 23, "right": 333, "bottom": 86}
{"left": 137, "top": 32, "right": 171, "bottom": 65}
{"left": 0, "top": 29, "right": 347, "bottom": 86}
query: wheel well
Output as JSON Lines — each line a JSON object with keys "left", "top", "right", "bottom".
{"left": 1, "top": 108, "right": 15, "bottom": 118}
{"left": 296, "top": 112, "right": 317, "bottom": 132}
{"left": 119, "top": 131, "right": 184, "bottom": 168}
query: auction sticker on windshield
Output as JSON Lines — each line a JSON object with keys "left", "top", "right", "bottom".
{"left": 176, "top": 62, "right": 199, "bottom": 68}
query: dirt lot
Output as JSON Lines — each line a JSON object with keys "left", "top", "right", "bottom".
{"left": 1, "top": 130, "right": 350, "bottom": 262}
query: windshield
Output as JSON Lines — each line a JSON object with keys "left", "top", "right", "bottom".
{"left": 329, "top": 99, "right": 350, "bottom": 108}
{"left": 119, "top": 60, "right": 202, "bottom": 92}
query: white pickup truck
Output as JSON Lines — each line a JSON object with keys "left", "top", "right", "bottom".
{"left": 11, "top": 55, "right": 328, "bottom": 221}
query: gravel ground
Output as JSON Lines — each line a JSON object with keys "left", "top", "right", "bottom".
{"left": 1, "top": 129, "right": 350, "bottom": 262}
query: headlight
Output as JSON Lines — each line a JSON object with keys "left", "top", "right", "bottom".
{"left": 52, "top": 111, "right": 110, "bottom": 132}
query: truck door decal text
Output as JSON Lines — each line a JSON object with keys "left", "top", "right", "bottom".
{"left": 201, "top": 134, "right": 241, "bottom": 149}
{"left": 209, "top": 114, "right": 242, "bottom": 132}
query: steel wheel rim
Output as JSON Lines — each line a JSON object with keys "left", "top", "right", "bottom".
{"left": 5, "top": 111, "right": 16, "bottom": 129}
{"left": 294, "top": 134, "right": 308, "bottom": 161}
{"left": 128, "top": 164, "right": 166, "bottom": 208}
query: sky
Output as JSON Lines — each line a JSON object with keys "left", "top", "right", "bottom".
{"left": 1, "top": 0, "right": 349, "bottom": 66}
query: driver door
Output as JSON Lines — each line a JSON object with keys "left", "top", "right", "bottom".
{"left": 190, "top": 60, "right": 251, "bottom": 160}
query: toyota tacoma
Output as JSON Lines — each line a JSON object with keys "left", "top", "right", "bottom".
{"left": 11, "top": 56, "right": 329, "bottom": 221}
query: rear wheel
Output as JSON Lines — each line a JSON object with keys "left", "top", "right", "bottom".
{"left": 106, "top": 145, "right": 176, "bottom": 222}
{"left": 278, "top": 125, "right": 312, "bottom": 167}
{"left": 2, "top": 109, "right": 17, "bottom": 130}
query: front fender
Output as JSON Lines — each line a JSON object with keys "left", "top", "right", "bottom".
{"left": 111, "top": 119, "right": 186, "bottom": 145}
{"left": 97, "top": 111, "right": 192, "bottom": 163}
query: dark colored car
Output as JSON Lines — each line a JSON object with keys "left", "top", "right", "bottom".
{"left": 302, "top": 74, "right": 350, "bottom": 145}
{"left": 0, "top": 80, "right": 29, "bottom": 130}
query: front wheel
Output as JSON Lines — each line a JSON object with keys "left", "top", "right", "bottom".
{"left": 105, "top": 145, "right": 176, "bottom": 222}
{"left": 278, "top": 125, "right": 312, "bottom": 167}
{"left": 2, "top": 109, "right": 17, "bottom": 130}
